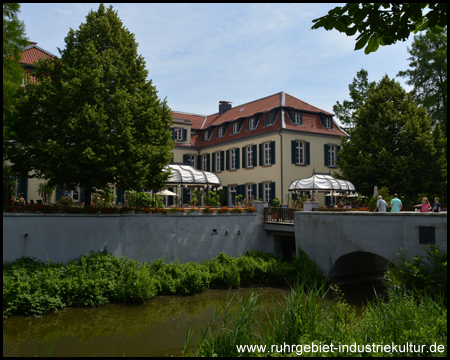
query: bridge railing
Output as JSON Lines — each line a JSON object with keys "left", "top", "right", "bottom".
{"left": 264, "top": 207, "right": 296, "bottom": 224}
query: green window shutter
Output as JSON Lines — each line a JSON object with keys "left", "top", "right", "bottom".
{"left": 306, "top": 142, "right": 310, "bottom": 165}
{"left": 252, "top": 184, "right": 257, "bottom": 199}
{"left": 168, "top": 187, "right": 174, "bottom": 206}
{"left": 226, "top": 150, "right": 230, "bottom": 170}
{"left": 212, "top": 153, "right": 216, "bottom": 172}
{"left": 325, "top": 196, "right": 331, "bottom": 206}
{"left": 169, "top": 127, "right": 175, "bottom": 140}
{"left": 18, "top": 172, "right": 28, "bottom": 201}
{"left": 183, "top": 154, "right": 188, "bottom": 164}
{"left": 336, "top": 145, "right": 341, "bottom": 163}
{"left": 116, "top": 186, "right": 125, "bottom": 205}
{"left": 258, "top": 183, "right": 263, "bottom": 200}
{"left": 271, "top": 141, "right": 275, "bottom": 165}
{"left": 292, "top": 192, "right": 297, "bottom": 201}
{"left": 182, "top": 188, "right": 188, "bottom": 204}
{"left": 236, "top": 147, "right": 240, "bottom": 169}
{"left": 259, "top": 144, "right": 263, "bottom": 166}
{"left": 56, "top": 185, "right": 65, "bottom": 201}
{"left": 222, "top": 186, "right": 228, "bottom": 206}
{"left": 207, "top": 153, "right": 211, "bottom": 172}
{"left": 183, "top": 129, "right": 187, "bottom": 141}
{"left": 271, "top": 182, "right": 275, "bottom": 203}
{"left": 291, "top": 140, "right": 296, "bottom": 164}
{"left": 253, "top": 144, "right": 257, "bottom": 167}
{"left": 197, "top": 155, "right": 202, "bottom": 170}
{"left": 324, "top": 144, "right": 329, "bottom": 166}
{"left": 80, "top": 188, "right": 86, "bottom": 204}
{"left": 242, "top": 146, "right": 246, "bottom": 169}
{"left": 221, "top": 151, "right": 225, "bottom": 171}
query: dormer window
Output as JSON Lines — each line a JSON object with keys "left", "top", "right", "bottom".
{"left": 218, "top": 126, "right": 223, "bottom": 138}
{"left": 324, "top": 117, "right": 332, "bottom": 129}
{"left": 232, "top": 122, "right": 239, "bottom": 134}
{"left": 248, "top": 118, "right": 255, "bottom": 130}
{"left": 264, "top": 113, "right": 273, "bottom": 126}
{"left": 203, "top": 130, "right": 209, "bottom": 141}
{"left": 293, "top": 112, "right": 302, "bottom": 125}
{"left": 174, "top": 128, "right": 183, "bottom": 141}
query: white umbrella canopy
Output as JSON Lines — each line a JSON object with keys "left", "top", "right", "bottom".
{"left": 156, "top": 189, "right": 178, "bottom": 196}
{"left": 289, "top": 172, "right": 356, "bottom": 193}
{"left": 164, "top": 164, "right": 222, "bottom": 188}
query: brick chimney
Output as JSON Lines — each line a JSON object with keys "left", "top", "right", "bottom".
{"left": 219, "top": 101, "right": 232, "bottom": 115}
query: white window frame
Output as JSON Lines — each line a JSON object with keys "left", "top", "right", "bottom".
{"left": 215, "top": 152, "right": 221, "bottom": 172}
{"left": 246, "top": 184, "right": 253, "bottom": 200}
{"left": 65, "top": 187, "right": 80, "bottom": 202}
{"left": 293, "top": 112, "right": 301, "bottom": 125}
{"left": 264, "top": 113, "right": 272, "bottom": 126}
{"left": 218, "top": 126, "right": 223, "bottom": 137}
{"left": 232, "top": 122, "right": 239, "bottom": 134}
{"left": 296, "top": 141, "right": 305, "bottom": 165}
{"left": 264, "top": 183, "right": 271, "bottom": 203}
{"left": 230, "top": 149, "right": 236, "bottom": 170}
{"left": 188, "top": 155, "right": 196, "bottom": 168}
{"left": 203, "top": 130, "right": 209, "bottom": 141}
{"left": 328, "top": 145, "right": 336, "bottom": 167}
{"left": 324, "top": 117, "right": 332, "bottom": 128}
{"left": 264, "top": 143, "right": 271, "bottom": 166}
{"left": 246, "top": 146, "right": 253, "bottom": 168}
{"left": 249, "top": 118, "right": 255, "bottom": 130}
{"left": 202, "top": 154, "right": 208, "bottom": 171}
{"left": 174, "top": 128, "right": 183, "bottom": 141}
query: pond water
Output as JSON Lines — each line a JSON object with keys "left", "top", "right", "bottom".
{"left": 3, "top": 278, "right": 386, "bottom": 357}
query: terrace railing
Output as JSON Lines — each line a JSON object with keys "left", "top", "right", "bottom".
{"left": 264, "top": 207, "right": 296, "bottom": 224}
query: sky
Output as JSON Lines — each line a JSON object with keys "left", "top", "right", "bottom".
{"left": 18, "top": 3, "right": 416, "bottom": 120}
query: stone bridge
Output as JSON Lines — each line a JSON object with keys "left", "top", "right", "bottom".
{"left": 293, "top": 211, "right": 447, "bottom": 277}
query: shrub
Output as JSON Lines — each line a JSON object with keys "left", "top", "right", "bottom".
{"left": 57, "top": 196, "right": 75, "bottom": 206}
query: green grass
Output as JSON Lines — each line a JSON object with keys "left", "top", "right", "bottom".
{"left": 3, "top": 248, "right": 325, "bottom": 318}
{"left": 185, "top": 284, "right": 447, "bottom": 357}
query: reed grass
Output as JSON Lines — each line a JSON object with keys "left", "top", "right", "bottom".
{"left": 185, "top": 284, "right": 447, "bottom": 357}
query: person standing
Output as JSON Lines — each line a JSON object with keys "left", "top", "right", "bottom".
{"left": 432, "top": 197, "right": 441, "bottom": 213}
{"left": 390, "top": 193, "right": 402, "bottom": 212}
{"left": 414, "top": 197, "right": 432, "bottom": 213}
{"left": 374, "top": 195, "right": 388, "bottom": 212}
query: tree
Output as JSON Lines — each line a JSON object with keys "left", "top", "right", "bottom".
{"left": 311, "top": 3, "right": 447, "bottom": 54}
{"left": 397, "top": 28, "right": 447, "bottom": 141}
{"left": 336, "top": 75, "right": 446, "bottom": 199}
{"left": 6, "top": 4, "right": 174, "bottom": 206}
{"left": 333, "top": 68, "right": 375, "bottom": 132}
{"left": 3, "top": 3, "right": 28, "bottom": 142}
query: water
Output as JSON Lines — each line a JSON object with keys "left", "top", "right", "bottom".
{"left": 3, "top": 280, "right": 386, "bottom": 357}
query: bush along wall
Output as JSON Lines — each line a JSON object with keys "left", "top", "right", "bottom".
{"left": 3, "top": 249, "right": 326, "bottom": 318}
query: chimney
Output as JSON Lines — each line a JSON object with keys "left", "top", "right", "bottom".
{"left": 219, "top": 101, "right": 232, "bottom": 115}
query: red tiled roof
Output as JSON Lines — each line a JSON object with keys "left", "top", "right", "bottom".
{"left": 172, "top": 111, "right": 206, "bottom": 129}
{"left": 179, "top": 92, "right": 345, "bottom": 148}
{"left": 19, "top": 43, "right": 55, "bottom": 67}
{"left": 285, "top": 93, "right": 333, "bottom": 116}
{"left": 204, "top": 93, "right": 281, "bottom": 128}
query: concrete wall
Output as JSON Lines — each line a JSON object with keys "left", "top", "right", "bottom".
{"left": 294, "top": 211, "right": 447, "bottom": 277}
{"left": 3, "top": 209, "right": 275, "bottom": 264}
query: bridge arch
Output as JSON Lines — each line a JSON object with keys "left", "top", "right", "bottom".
{"left": 330, "top": 251, "right": 391, "bottom": 278}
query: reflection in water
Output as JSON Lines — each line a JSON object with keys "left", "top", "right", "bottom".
{"left": 3, "top": 280, "right": 386, "bottom": 357}
{"left": 3, "top": 287, "right": 290, "bottom": 357}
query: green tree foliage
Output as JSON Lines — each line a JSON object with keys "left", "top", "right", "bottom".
{"left": 333, "top": 68, "right": 376, "bottom": 132}
{"left": 3, "top": 3, "right": 28, "bottom": 142}
{"left": 336, "top": 75, "right": 446, "bottom": 198}
{"left": 6, "top": 4, "right": 174, "bottom": 206}
{"left": 397, "top": 28, "right": 447, "bottom": 143}
{"left": 311, "top": 3, "right": 447, "bottom": 54}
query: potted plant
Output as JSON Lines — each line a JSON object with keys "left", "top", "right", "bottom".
{"left": 270, "top": 197, "right": 281, "bottom": 220}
